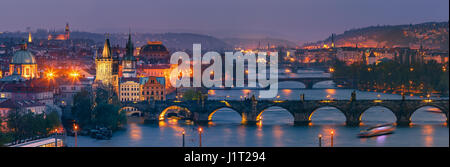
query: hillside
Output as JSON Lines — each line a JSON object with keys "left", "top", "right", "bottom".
{"left": 303, "top": 22, "right": 449, "bottom": 51}
{"left": 222, "top": 37, "right": 299, "bottom": 50}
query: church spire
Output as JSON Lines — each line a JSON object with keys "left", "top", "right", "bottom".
{"left": 126, "top": 31, "right": 134, "bottom": 57}
{"left": 102, "top": 34, "right": 112, "bottom": 58}
{"left": 28, "top": 32, "right": 32, "bottom": 43}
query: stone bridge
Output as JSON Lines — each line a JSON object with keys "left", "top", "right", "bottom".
{"left": 277, "top": 77, "right": 350, "bottom": 89}
{"left": 120, "top": 99, "right": 449, "bottom": 126}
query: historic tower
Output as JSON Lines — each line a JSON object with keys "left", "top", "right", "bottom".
{"left": 122, "top": 32, "right": 137, "bottom": 78}
{"left": 95, "top": 35, "right": 119, "bottom": 92}
{"left": 65, "top": 23, "right": 70, "bottom": 40}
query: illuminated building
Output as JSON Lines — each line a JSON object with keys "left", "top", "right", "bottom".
{"left": 28, "top": 32, "right": 32, "bottom": 43}
{"left": 47, "top": 23, "right": 70, "bottom": 41}
{"left": 139, "top": 41, "right": 170, "bottom": 64}
{"left": 8, "top": 42, "right": 38, "bottom": 80}
{"left": 122, "top": 33, "right": 137, "bottom": 78}
{"left": 95, "top": 35, "right": 119, "bottom": 92}
{"left": 140, "top": 76, "right": 166, "bottom": 101}
{"left": 138, "top": 64, "right": 176, "bottom": 88}
{"left": 119, "top": 78, "right": 140, "bottom": 102}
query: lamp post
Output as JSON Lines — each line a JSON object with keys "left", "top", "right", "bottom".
{"left": 330, "top": 131, "right": 334, "bottom": 147}
{"left": 182, "top": 131, "right": 185, "bottom": 147}
{"left": 198, "top": 127, "right": 203, "bottom": 147}
{"left": 73, "top": 124, "right": 78, "bottom": 147}
{"left": 318, "top": 134, "right": 322, "bottom": 147}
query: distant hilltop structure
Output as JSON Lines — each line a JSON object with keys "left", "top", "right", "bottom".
{"left": 47, "top": 23, "right": 70, "bottom": 41}
{"left": 303, "top": 22, "right": 449, "bottom": 50}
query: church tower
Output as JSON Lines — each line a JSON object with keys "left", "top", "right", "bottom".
{"left": 28, "top": 32, "right": 32, "bottom": 43}
{"left": 122, "top": 32, "right": 137, "bottom": 78}
{"left": 95, "top": 35, "right": 119, "bottom": 92}
{"left": 65, "top": 23, "right": 70, "bottom": 40}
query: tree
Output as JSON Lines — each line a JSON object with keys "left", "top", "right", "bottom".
{"left": 72, "top": 90, "right": 93, "bottom": 128}
{"left": 182, "top": 89, "right": 202, "bottom": 101}
{"left": 92, "top": 103, "right": 125, "bottom": 131}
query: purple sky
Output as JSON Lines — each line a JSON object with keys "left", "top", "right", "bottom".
{"left": 0, "top": 0, "right": 448, "bottom": 43}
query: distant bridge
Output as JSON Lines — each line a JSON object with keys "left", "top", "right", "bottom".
{"left": 121, "top": 98, "right": 449, "bottom": 126}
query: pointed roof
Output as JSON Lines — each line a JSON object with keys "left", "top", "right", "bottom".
{"left": 124, "top": 32, "right": 136, "bottom": 61}
{"left": 102, "top": 35, "right": 112, "bottom": 58}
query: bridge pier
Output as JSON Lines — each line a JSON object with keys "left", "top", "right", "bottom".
{"left": 303, "top": 81, "right": 314, "bottom": 89}
{"left": 241, "top": 111, "right": 259, "bottom": 125}
{"left": 396, "top": 117, "right": 411, "bottom": 126}
{"left": 293, "top": 113, "right": 310, "bottom": 126}
{"left": 346, "top": 120, "right": 361, "bottom": 126}
{"left": 193, "top": 112, "right": 210, "bottom": 123}
{"left": 345, "top": 113, "right": 361, "bottom": 126}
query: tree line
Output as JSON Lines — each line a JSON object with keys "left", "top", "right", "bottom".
{"left": 70, "top": 86, "right": 127, "bottom": 132}
{"left": 333, "top": 59, "right": 449, "bottom": 95}
{"left": 0, "top": 110, "right": 60, "bottom": 146}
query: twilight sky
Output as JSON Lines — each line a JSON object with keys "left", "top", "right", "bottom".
{"left": 0, "top": 0, "right": 448, "bottom": 43}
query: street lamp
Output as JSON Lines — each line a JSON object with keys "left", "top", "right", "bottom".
{"left": 73, "top": 123, "right": 78, "bottom": 147}
{"left": 318, "top": 134, "right": 322, "bottom": 147}
{"left": 198, "top": 127, "right": 203, "bottom": 147}
{"left": 182, "top": 131, "right": 185, "bottom": 147}
{"left": 330, "top": 130, "right": 334, "bottom": 147}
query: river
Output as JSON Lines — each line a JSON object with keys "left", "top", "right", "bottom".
{"left": 64, "top": 72, "right": 449, "bottom": 147}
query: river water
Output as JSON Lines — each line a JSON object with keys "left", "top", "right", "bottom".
{"left": 65, "top": 74, "right": 449, "bottom": 147}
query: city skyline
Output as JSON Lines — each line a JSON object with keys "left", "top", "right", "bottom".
{"left": 0, "top": 0, "right": 448, "bottom": 44}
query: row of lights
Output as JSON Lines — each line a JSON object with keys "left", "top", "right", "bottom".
{"left": 45, "top": 69, "right": 80, "bottom": 80}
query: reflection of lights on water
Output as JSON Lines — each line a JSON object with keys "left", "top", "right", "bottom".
{"left": 421, "top": 125, "right": 434, "bottom": 147}
{"left": 208, "top": 90, "right": 215, "bottom": 95}
{"left": 325, "top": 89, "right": 336, "bottom": 95}
{"left": 376, "top": 135, "right": 386, "bottom": 145}
{"left": 242, "top": 89, "right": 251, "bottom": 95}
{"left": 272, "top": 125, "right": 283, "bottom": 146}
{"left": 282, "top": 89, "right": 291, "bottom": 95}
{"left": 168, "top": 118, "right": 178, "bottom": 125}
{"left": 129, "top": 123, "right": 142, "bottom": 141}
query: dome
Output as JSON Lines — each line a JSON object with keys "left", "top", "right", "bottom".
{"left": 140, "top": 42, "right": 168, "bottom": 54}
{"left": 11, "top": 50, "right": 36, "bottom": 64}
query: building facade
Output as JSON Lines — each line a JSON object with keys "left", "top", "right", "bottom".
{"left": 140, "top": 76, "right": 166, "bottom": 101}
{"left": 95, "top": 36, "right": 119, "bottom": 92}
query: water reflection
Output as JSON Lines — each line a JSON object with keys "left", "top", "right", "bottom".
{"left": 129, "top": 123, "right": 142, "bottom": 141}
{"left": 422, "top": 125, "right": 434, "bottom": 147}
{"left": 66, "top": 81, "right": 448, "bottom": 147}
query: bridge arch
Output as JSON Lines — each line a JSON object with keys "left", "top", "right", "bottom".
{"left": 409, "top": 105, "right": 448, "bottom": 124}
{"left": 308, "top": 105, "right": 347, "bottom": 123}
{"left": 256, "top": 105, "right": 295, "bottom": 122}
{"left": 119, "top": 106, "right": 143, "bottom": 117}
{"left": 207, "top": 107, "right": 242, "bottom": 121}
{"left": 311, "top": 80, "right": 335, "bottom": 88}
{"left": 277, "top": 81, "right": 306, "bottom": 89}
{"left": 159, "top": 105, "right": 191, "bottom": 121}
{"left": 358, "top": 106, "right": 397, "bottom": 125}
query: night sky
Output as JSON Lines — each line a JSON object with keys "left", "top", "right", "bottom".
{"left": 0, "top": 0, "right": 448, "bottom": 43}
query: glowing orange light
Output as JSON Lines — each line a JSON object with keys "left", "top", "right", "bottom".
{"left": 329, "top": 67, "right": 335, "bottom": 73}
{"left": 199, "top": 127, "right": 203, "bottom": 133}
{"left": 330, "top": 130, "right": 334, "bottom": 135}
{"left": 69, "top": 70, "right": 80, "bottom": 78}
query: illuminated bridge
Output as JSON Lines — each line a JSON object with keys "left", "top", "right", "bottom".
{"left": 120, "top": 98, "right": 449, "bottom": 126}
